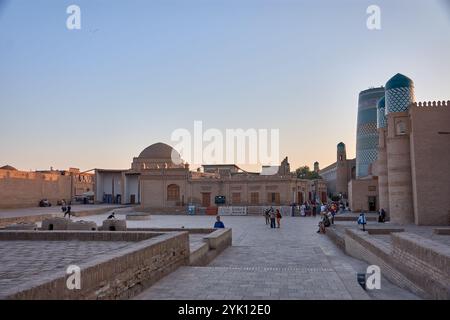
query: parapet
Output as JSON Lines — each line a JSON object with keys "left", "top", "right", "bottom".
{"left": 411, "top": 100, "right": 450, "bottom": 108}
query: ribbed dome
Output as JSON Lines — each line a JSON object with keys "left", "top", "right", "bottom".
{"left": 337, "top": 142, "right": 345, "bottom": 147}
{"left": 377, "top": 96, "right": 385, "bottom": 109}
{"left": 386, "top": 73, "right": 414, "bottom": 90}
{"left": 0, "top": 165, "right": 17, "bottom": 171}
{"left": 138, "top": 143, "right": 181, "bottom": 161}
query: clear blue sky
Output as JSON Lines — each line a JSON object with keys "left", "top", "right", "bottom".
{"left": 1, "top": 0, "right": 449, "bottom": 171}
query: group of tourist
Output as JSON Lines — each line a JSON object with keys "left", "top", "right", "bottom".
{"left": 316, "top": 203, "right": 341, "bottom": 234}
{"left": 291, "top": 201, "right": 348, "bottom": 218}
{"left": 264, "top": 207, "right": 283, "bottom": 228}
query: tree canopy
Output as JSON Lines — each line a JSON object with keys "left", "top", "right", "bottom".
{"left": 295, "top": 166, "right": 322, "bottom": 180}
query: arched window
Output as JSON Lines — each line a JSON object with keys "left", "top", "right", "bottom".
{"left": 167, "top": 184, "right": 180, "bottom": 201}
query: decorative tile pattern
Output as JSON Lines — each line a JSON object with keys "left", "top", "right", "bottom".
{"left": 356, "top": 89, "right": 383, "bottom": 178}
{"left": 386, "top": 87, "right": 415, "bottom": 114}
{"left": 377, "top": 106, "right": 387, "bottom": 129}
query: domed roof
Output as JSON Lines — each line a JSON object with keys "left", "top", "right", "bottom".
{"left": 386, "top": 73, "right": 414, "bottom": 90}
{"left": 138, "top": 143, "right": 181, "bottom": 162}
{"left": 0, "top": 165, "right": 17, "bottom": 171}
{"left": 377, "top": 96, "right": 385, "bottom": 109}
{"left": 337, "top": 142, "right": 345, "bottom": 147}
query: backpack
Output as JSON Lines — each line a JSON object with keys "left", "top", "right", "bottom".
{"left": 357, "top": 215, "right": 366, "bottom": 225}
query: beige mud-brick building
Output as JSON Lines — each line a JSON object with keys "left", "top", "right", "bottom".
{"left": 0, "top": 166, "right": 94, "bottom": 208}
{"left": 95, "top": 143, "right": 327, "bottom": 208}
{"left": 319, "top": 142, "right": 356, "bottom": 200}
{"left": 353, "top": 74, "right": 450, "bottom": 225}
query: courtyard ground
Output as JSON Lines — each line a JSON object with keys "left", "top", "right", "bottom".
{"left": 74, "top": 212, "right": 420, "bottom": 300}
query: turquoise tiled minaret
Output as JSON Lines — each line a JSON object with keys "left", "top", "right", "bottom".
{"left": 385, "top": 73, "right": 415, "bottom": 114}
{"left": 356, "top": 87, "right": 385, "bottom": 178}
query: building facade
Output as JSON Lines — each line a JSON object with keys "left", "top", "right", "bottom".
{"left": 95, "top": 142, "right": 327, "bottom": 208}
{"left": 0, "top": 166, "right": 94, "bottom": 208}
{"left": 318, "top": 142, "right": 356, "bottom": 200}
{"left": 353, "top": 73, "right": 450, "bottom": 225}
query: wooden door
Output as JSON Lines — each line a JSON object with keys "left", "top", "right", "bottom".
{"left": 202, "top": 193, "right": 211, "bottom": 207}
{"left": 297, "top": 192, "right": 304, "bottom": 205}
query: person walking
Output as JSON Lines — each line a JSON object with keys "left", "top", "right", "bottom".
{"left": 270, "top": 209, "right": 276, "bottom": 229}
{"left": 358, "top": 211, "right": 367, "bottom": 231}
{"left": 276, "top": 209, "right": 282, "bottom": 228}
{"left": 264, "top": 208, "right": 270, "bottom": 225}
{"left": 61, "top": 199, "right": 67, "bottom": 213}
{"left": 63, "top": 202, "right": 72, "bottom": 219}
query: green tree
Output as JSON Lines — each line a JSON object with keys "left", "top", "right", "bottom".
{"left": 295, "top": 166, "right": 322, "bottom": 180}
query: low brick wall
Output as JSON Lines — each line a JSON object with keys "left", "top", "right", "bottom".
{"left": 366, "top": 227, "right": 405, "bottom": 235}
{"left": 189, "top": 242, "right": 210, "bottom": 266}
{"left": 0, "top": 230, "right": 162, "bottom": 242}
{"left": 334, "top": 216, "right": 377, "bottom": 222}
{"left": 343, "top": 229, "right": 429, "bottom": 298}
{"left": 4, "top": 231, "right": 189, "bottom": 300}
{"left": 391, "top": 233, "right": 450, "bottom": 299}
{"left": 203, "top": 228, "right": 232, "bottom": 251}
{"left": 129, "top": 227, "right": 214, "bottom": 234}
{"left": 130, "top": 227, "right": 233, "bottom": 266}
{"left": 326, "top": 226, "right": 345, "bottom": 251}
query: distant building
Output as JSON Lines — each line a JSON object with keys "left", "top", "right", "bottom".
{"left": 95, "top": 142, "right": 327, "bottom": 207}
{"left": 318, "top": 142, "right": 356, "bottom": 200}
{"left": 0, "top": 166, "right": 94, "bottom": 208}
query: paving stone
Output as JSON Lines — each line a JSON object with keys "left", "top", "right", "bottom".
{"left": 132, "top": 215, "right": 421, "bottom": 300}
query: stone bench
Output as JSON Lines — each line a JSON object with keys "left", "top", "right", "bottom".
{"left": 41, "top": 217, "right": 71, "bottom": 230}
{"left": 334, "top": 216, "right": 377, "bottom": 222}
{"left": 4, "top": 222, "right": 38, "bottom": 230}
{"left": 67, "top": 220, "right": 98, "bottom": 231}
{"left": 434, "top": 228, "right": 450, "bottom": 235}
{"left": 366, "top": 227, "right": 405, "bottom": 235}
{"left": 126, "top": 213, "right": 151, "bottom": 221}
{"left": 99, "top": 219, "right": 127, "bottom": 231}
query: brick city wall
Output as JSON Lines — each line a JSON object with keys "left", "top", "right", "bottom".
{"left": 409, "top": 103, "right": 450, "bottom": 225}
